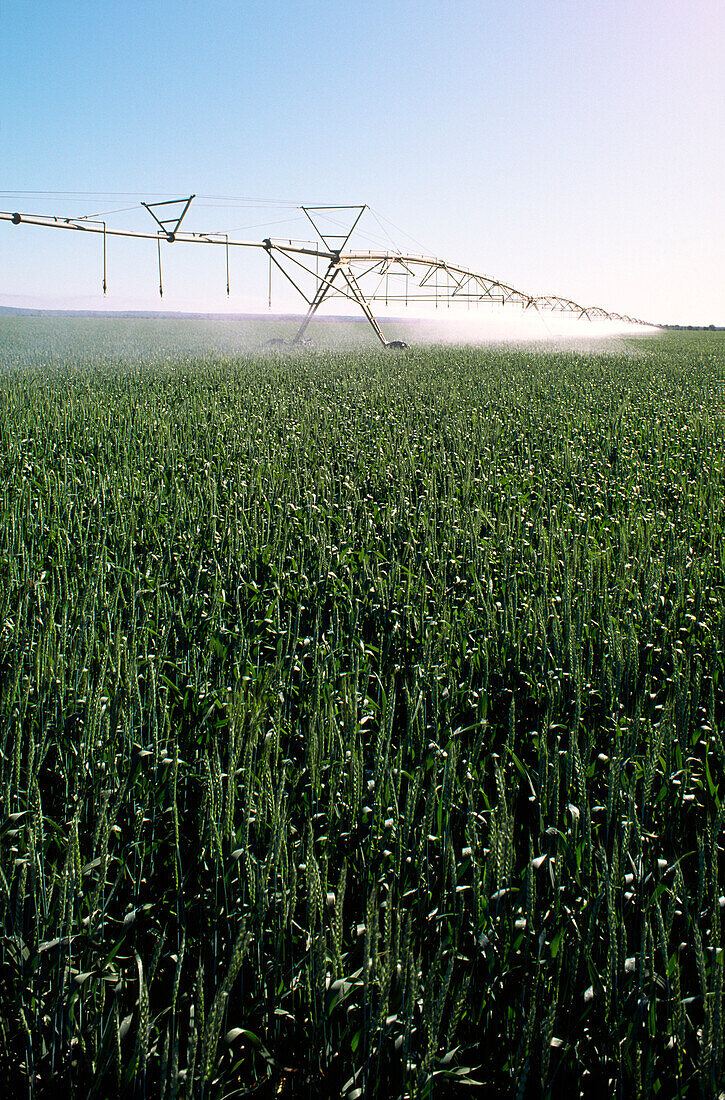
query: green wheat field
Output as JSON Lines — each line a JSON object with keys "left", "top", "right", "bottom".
{"left": 1, "top": 318, "right": 725, "bottom": 1099}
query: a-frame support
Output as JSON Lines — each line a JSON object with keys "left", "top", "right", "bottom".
{"left": 292, "top": 259, "right": 340, "bottom": 343}
{"left": 290, "top": 256, "right": 388, "bottom": 346}
{"left": 338, "top": 265, "right": 388, "bottom": 345}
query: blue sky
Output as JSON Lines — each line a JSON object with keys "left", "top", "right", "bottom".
{"left": 1, "top": 0, "right": 723, "bottom": 325}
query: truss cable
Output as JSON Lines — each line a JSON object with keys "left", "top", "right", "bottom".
{"left": 0, "top": 191, "right": 362, "bottom": 215}
{"left": 194, "top": 193, "right": 309, "bottom": 207}
{"left": 221, "top": 215, "right": 306, "bottom": 234}
{"left": 368, "top": 207, "right": 435, "bottom": 258}
{"left": 369, "top": 207, "right": 403, "bottom": 255}
{"left": 0, "top": 191, "right": 192, "bottom": 211}
{"left": 0, "top": 190, "right": 292, "bottom": 203}
{"left": 75, "top": 204, "right": 140, "bottom": 221}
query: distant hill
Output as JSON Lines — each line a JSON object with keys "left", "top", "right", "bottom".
{"left": 0, "top": 305, "right": 379, "bottom": 322}
{"left": 661, "top": 323, "right": 724, "bottom": 332}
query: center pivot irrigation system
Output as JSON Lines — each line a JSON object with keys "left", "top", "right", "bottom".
{"left": 0, "top": 197, "right": 651, "bottom": 346}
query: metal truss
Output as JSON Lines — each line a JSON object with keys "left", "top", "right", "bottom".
{"left": 141, "top": 195, "right": 195, "bottom": 242}
{"left": 0, "top": 203, "right": 652, "bottom": 346}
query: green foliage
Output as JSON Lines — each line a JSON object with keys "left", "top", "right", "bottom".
{"left": 1, "top": 321, "right": 725, "bottom": 1098}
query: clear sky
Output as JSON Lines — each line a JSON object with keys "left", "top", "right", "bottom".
{"left": 1, "top": 0, "right": 723, "bottom": 326}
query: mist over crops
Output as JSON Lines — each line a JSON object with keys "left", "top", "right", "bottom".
{"left": 1, "top": 319, "right": 724, "bottom": 1098}
{"left": 0, "top": 310, "right": 654, "bottom": 363}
